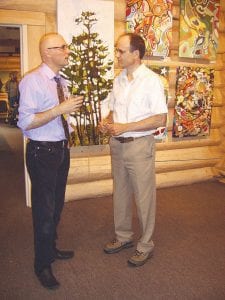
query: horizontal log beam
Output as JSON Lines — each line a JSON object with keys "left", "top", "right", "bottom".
{"left": 0, "top": 9, "right": 46, "bottom": 25}
{"left": 68, "top": 144, "right": 222, "bottom": 184}
{"left": 65, "top": 167, "right": 216, "bottom": 201}
{"left": 156, "top": 167, "right": 216, "bottom": 188}
{"left": 65, "top": 179, "right": 113, "bottom": 202}
{"left": 70, "top": 128, "right": 221, "bottom": 158}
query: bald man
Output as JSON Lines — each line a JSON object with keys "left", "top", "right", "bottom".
{"left": 18, "top": 33, "right": 83, "bottom": 289}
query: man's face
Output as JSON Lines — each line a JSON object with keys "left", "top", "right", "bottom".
{"left": 45, "top": 35, "right": 70, "bottom": 69}
{"left": 115, "top": 36, "right": 136, "bottom": 69}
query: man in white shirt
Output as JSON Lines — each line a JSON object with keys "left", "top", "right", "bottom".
{"left": 99, "top": 33, "right": 168, "bottom": 267}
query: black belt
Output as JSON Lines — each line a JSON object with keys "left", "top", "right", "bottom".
{"left": 27, "top": 139, "right": 68, "bottom": 148}
{"left": 114, "top": 137, "right": 136, "bottom": 143}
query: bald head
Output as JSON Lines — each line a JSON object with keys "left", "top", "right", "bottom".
{"left": 39, "top": 33, "right": 65, "bottom": 58}
{"left": 38, "top": 32, "right": 70, "bottom": 73}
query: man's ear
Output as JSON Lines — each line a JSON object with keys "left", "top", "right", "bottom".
{"left": 133, "top": 49, "right": 140, "bottom": 59}
{"left": 44, "top": 49, "right": 52, "bottom": 58}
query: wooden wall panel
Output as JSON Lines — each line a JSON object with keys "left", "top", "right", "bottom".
{"left": 219, "top": 11, "right": 225, "bottom": 32}
{"left": 27, "top": 25, "right": 45, "bottom": 71}
{"left": 220, "top": 1, "right": 225, "bottom": 11}
{"left": 156, "top": 167, "right": 216, "bottom": 188}
{"left": 65, "top": 167, "right": 216, "bottom": 201}
{"left": 45, "top": 13, "right": 57, "bottom": 32}
{"left": 0, "top": 0, "right": 55, "bottom": 14}
{"left": 217, "top": 35, "right": 225, "bottom": 53}
{"left": 114, "top": 0, "right": 126, "bottom": 21}
{"left": 0, "top": 9, "right": 45, "bottom": 25}
{"left": 68, "top": 144, "right": 222, "bottom": 184}
{"left": 114, "top": 20, "right": 125, "bottom": 42}
{"left": 66, "top": 179, "right": 113, "bottom": 201}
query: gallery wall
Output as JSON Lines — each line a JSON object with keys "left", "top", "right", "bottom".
{"left": 67, "top": 0, "right": 225, "bottom": 201}
{"left": 0, "top": 0, "right": 224, "bottom": 201}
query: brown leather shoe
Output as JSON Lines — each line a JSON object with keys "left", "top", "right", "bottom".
{"left": 36, "top": 266, "right": 59, "bottom": 289}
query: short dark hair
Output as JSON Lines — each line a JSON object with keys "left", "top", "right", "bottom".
{"left": 122, "top": 33, "right": 146, "bottom": 59}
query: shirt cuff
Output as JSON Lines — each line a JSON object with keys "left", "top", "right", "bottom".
{"left": 17, "top": 114, "right": 35, "bottom": 130}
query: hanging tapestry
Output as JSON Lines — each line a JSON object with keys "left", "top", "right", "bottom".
{"left": 126, "top": 0, "right": 173, "bottom": 57}
{"left": 179, "top": 0, "right": 220, "bottom": 60}
{"left": 57, "top": 0, "right": 114, "bottom": 146}
{"left": 172, "top": 66, "right": 214, "bottom": 138}
{"left": 148, "top": 66, "right": 169, "bottom": 139}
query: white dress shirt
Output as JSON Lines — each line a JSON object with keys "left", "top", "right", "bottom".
{"left": 109, "top": 63, "right": 168, "bottom": 138}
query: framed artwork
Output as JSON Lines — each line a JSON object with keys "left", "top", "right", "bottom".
{"left": 173, "top": 66, "right": 214, "bottom": 138}
{"left": 57, "top": 0, "right": 114, "bottom": 146}
{"left": 179, "top": 0, "right": 220, "bottom": 60}
{"left": 126, "top": 0, "right": 173, "bottom": 57}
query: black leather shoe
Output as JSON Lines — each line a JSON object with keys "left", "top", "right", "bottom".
{"left": 36, "top": 267, "right": 59, "bottom": 290}
{"left": 55, "top": 248, "right": 74, "bottom": 260}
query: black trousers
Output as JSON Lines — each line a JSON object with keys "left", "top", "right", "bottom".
{"left": 26, "top": 140, "right": 70, "bottom": 273}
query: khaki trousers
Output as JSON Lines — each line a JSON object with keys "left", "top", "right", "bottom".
{"left": 110, "top": 135, "right": 156, "bottom": 253}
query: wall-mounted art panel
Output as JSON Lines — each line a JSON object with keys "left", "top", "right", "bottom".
{"left": 179, "top": 0, "right": 220, "bottom": 60}
{"left": 173, "top": 66, "right": 214, "bottom": 138}
{"left": 126, "top": 0, "right": 173, "bottom": 57}
{"left": 57, "top": 0, "right": 114, "bottom": 146}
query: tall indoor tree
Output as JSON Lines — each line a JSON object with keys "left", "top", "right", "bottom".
{"left": 62, "top": 11, "right": 113, "bottom": 146}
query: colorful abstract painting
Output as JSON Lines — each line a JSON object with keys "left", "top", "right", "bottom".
{"left": 149, "top": 66, "right": 169, "bottom": 139}
{"left": 126, "top": 0, "right": 173, "bottom": 57}
{"left": 173, "top": 66, "right": 214, "bottom": 138}
{"left": 179, "top": 0, "right": 220, "bottom": 60}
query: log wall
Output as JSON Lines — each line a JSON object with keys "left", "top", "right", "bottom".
{"left": 0, "top": 0, "right": 224, "bottom": 201}
{"left": 67, "top": 0, "right": 225, "bottom": 201}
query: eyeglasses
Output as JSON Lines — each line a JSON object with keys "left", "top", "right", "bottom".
{"left": 47, "top": 44, "right": 69, "bottom": 51}
{"left": 114, "top": 48, "right": 130, "bottom": 55}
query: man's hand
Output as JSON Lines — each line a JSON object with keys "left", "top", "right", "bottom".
{"left": 98, "top": 111, "right": 114, "bottom": 134}
{"left": 105, "top": 123, "right": 128, "bottom": 136}
{"left": 59, "top": 95, "right": 84, "bottom": 115}
{"left": 98, "top": 119, "right": 111, "bottom": 134}
{"left": 26, "top": 95, "right": 84, "bottom": 130}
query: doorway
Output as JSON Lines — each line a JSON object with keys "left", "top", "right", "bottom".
{"left": 0, "top": 25, "right": 21, "bottom": 123}
{"left": 0, "top": 25, "right": 30, "bottom": 205}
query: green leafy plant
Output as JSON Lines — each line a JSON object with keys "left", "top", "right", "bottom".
{"left": 62, "top": 11, "right": 113, "bottom": 146}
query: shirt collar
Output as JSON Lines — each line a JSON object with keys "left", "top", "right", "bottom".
{"left": 40, "top": 63, "right": 59, "bottom": 80}
{"left": 121, "top": 63, "right": 145, "bottom": 80}
{"left": 131, "top": 63, "right": 145, "bottom": 79}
